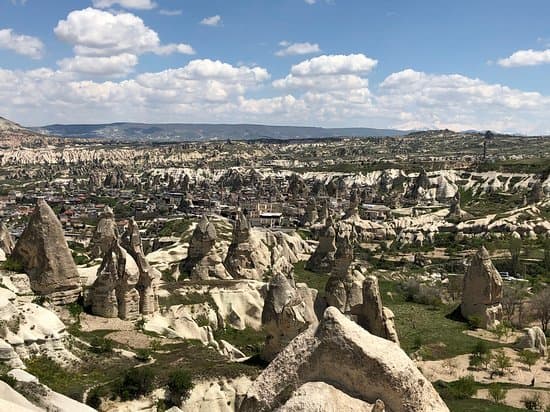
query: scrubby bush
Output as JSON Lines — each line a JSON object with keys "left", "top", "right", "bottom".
{"left": 89, "top": 337, "right": 113, "bottom": 354}
{"left": 117, "top": 367, "right": 154, "bottom": 401}
{"left": 522, "top": 392, "right": 543, "bottom": 411}
{"left": 448, "top": 375, "right": 477, "bottom": 399}
{"left": 488, "top": 383, "right": 507, "bottom": 404}
{"left": 135, "top": 348, "right": 152, "bottom": 362}
{"left": 167, "top": 369, "right": 194, "bottom": 405}
{"left": 399, "top": 279, "right": 442, "bottom": 306}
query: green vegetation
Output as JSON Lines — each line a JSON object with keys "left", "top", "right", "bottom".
{"left": 159, "top": 219, "right": 192, "bottom": 237}
{"left": 0, "top": 256, "right": 24, "bottom": 273}
{"left": 379, "top": 280, "right": 504, "bottom": 360}
{"left": 213, "top": 326, "right": 266, "bottom": 357}
{"left": 116, "top": 367, "right": 154, "bottom": 401}
{"left": 293, "top": 261, "right": 330, "bottom": 298}
{"left": 445, "top": 398, "right": 526, "bottom": 412}
{"left": 167, "top": 370, "right": 194, "bottom": 405}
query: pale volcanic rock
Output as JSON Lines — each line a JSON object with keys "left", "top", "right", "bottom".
{"left": 11, "top": 199, "right": 81, "bottom": 305}
{"left": 301, "top": 198, "right": 318, "bottom": 227}
{"left": 278, "top": 381, "right": 377, "bottom": 412}
{"left": 325, "top": 236, "right": 399, "bottom": 344}
{"left": 460, "top": 246, "right": 503, "bottom": 329}
{"left": 0, "top": 222, "right": 15, "bottom": 257}
{"left": 90, "top": 205, "right": 118, "bottom": 259}
{"left": 240, "top": 307, "right": 449, "bottom": 412}
{"left": 516, "top": 326, "right": 547, "bottom": 356}
{"left": 305, "top": 216, "right": 336, "bottom": 273}
{"left": 121, "top": 218, "right": 159, "bottom": 315}
{"left": 224, "top": 212, "right": 270, "bottom": 280}
{"left": 90, "top": 241, "right": 140, "bottom": 320}
{"left": 180, "top": 215, "right": 231, "bottom": 280}
{"left": 261, "top": 273, "right": 318, "bottom": 361}
{"left": 0, "top": 288, "right": 77, "bottom": 368}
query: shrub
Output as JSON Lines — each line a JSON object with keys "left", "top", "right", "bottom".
{"left": 448, "top": 375, "right": 477, "bottom": 399}
{"left": 488, "top": 383, "right": 507, "bottom": 404}
{"left": 135, "top": 348, "right": 152, "bottom": 362}
{"left": 1, "top": 256, "right": 24, "bottom": 273}
{"left": 519, "top": 349, "right": 541, "bottom": 371}
{"left": 117, "top": 368, "right": 154, "bottom": 401}
{"left": 89, "top": 337, "right": 113, "bottom": 354}
{"left": 167, "top": 369, "right": 194, "bottom": 405}
{"left": 467, "top": 315, "right": 482, "bottom": 330}
{"left": 491, "top": 349, "right": 512, "bottom": 376}
{"left": 521, "top": 392, "right": 543, "bottom": 411}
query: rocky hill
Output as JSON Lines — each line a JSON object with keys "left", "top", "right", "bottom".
{"left": 0, "top": 116, "right": 61, "bottom": 148}
{"left": 34, "top": 122, "right": 406, "bottom": 141}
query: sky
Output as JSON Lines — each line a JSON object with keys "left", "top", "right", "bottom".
{"left": 1, "top": 0, "right": 550, "bottom": 134}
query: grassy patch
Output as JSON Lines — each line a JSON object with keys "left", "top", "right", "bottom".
{"left": 379, "top": 280, "right": 503, "bottom": 360}
{"left": 293, "top": 261, "right": 330, "bottom": 298}
{"left": 444, "top": 398, "right": 526, "bottom": 412}
{"left": 213, "top": 327, "right": 266, "bottom": 357}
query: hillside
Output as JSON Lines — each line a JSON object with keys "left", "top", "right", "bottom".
{"left": 34, "top": 122, "right": 406, "bottom": 141}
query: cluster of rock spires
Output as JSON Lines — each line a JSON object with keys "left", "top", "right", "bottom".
{"left": 179, "top": 215, "right": 230, "bottom": 280}
{"left": 89, "top": 205, "right": 118, "bottom": 259}
{"left": 460, "top": 246, "right": 503, "bottom": 329}
{"left": 0, "top": 222, "right": 14, "bottom": 260}
{"left": 241, "top": 307, "right": 449, "bottom": 412}
{"left": 88, "top": 210, "right": 159, "bottom": 320}
{"left": 305, "top": 216, "right": 336, "bottom": 273}
{"left": 11, "top": 198, "right": 81, "bottom": 305}
{"left": 224, "top": 212, "right": 269, "bottom": 280}
{"left": 324, "top": 232, "right": 399, "bottom": 344}
{"left": 261, "top": 272, "right": 318, "bottom": 361}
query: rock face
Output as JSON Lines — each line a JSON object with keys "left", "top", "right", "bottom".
{"left": 90, "top": 206, "right": 118, "bottom": 259}
{"left": 240, "top": 307, "right": 449, "bottom": 412}
{"left": 305, "top": 217, "right": 336, "bottom": 273}
{"left": 90, "top": 217, "right": 158, "bottom": 320}
{"left": 11, "top": 199, "right": 81, "bottom": 305}
{"left": 180, "top": 216, "right": 230, "bottom": 280}
{"left": 302, "top": 198, "right": 318, "bottom": 226}
{"left": 90, "top": 241, "right": 140, "bottom": 320}
{"left": 460, "top": 246, "right": 503, "bottom": 329}
{"left": 261, "top": 272, "right": 318, "bottom": 361}
{"left": 0, "top": 288, "right": 77, "bottom": 368}
{"left": 224, "top": 212, "right": 269, "bottom": 280}
{"left": 325, "top": 235, "right": 398, "bottom": 344}
{"left": 121, "top": 218, "right": 159, "bottom": 315}
{"left": 516, "top": 326, "right": 547, "bottom": 356}
{"left": 0, "top": 222, "right": 15, "bottom": 256}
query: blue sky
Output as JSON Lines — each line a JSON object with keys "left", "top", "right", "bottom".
{"left": 1, "top": 0, "right": 550, "bottom": 133}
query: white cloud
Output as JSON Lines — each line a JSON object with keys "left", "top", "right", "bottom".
{"left": 200, "top": 15, "right": 221, "bottom": 27}
{"left": 290, "top": 53, "right": 378, "bottom": 76}
{"left": 275, "top": 41, "right": 321, "bottom": 57}
{"left": 377, "top": 68, "right": 550, "bottom": 132}
{"left": 498, "top": 49, "right": 550, "bottom": 67}
{"left": 0, "top": 28, "right": 44, "bottom": 59}
{"left": 159, "top": 9, "right": 182, "bottom": 16}
{"left": 53, "top": 8, "right": 194, "bottom": 75}
{"left": 3, "top": 52, "right": 550, "bottom": 134}
{"left": 57, "top": 53, "right": 138, "bottom": 76}
{"left": 304, "top": 0, "right": 316, "bottom": 4}
{"left": 92, "top": 0, "right": 157, "bottom": 10}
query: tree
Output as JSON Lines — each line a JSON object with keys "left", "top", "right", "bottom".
{"left": 167, "top": 370, "right": 194, "bottom": 406}
{"left": 469, "top": 341, "right": 492, "bottom": 370}
{"left": 502, "top": 286, "right": 527, "bottom": 327}
{"left": 508, "top": 237, "right": 523, "bottom": 276}
{"left": 117, "top": 367, "right": 154, "bottom": 401}
{"left": 532, "top": 287, "right": 550, "bottom": 333}
{"left": 491, "top": 349, "right": 512, "bottom": 376}
{"left": 518, "top": 349, "right": 540, "bottom": 372}
{"left": 488, "top": 384, "right": 507, "bottom": 404}
{"left": 543, "top": 239, "right": 550, "bottom": 275}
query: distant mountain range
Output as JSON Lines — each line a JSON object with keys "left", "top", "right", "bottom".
{"left": 32, "top": 122, "right": 407, "bottom": 141}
